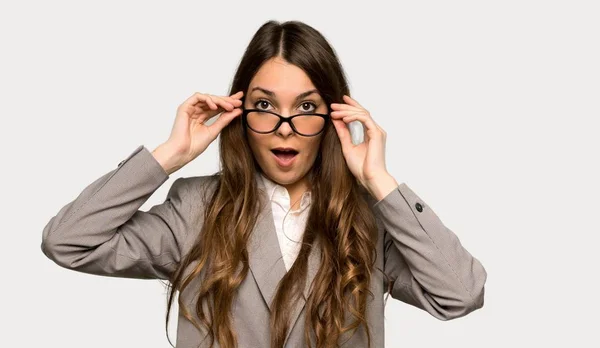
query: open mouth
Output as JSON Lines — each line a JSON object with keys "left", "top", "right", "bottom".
{"left": 271, "top": 148, "right": 299, "bottom": 161}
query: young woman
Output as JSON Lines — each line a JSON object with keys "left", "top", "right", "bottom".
{"left": 41, "top": 20, "right": 487, "bottom": 348}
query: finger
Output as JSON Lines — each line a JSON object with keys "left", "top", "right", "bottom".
{"left": 230, "top": 98, "right": 243, "bottom": 106}
{"left": 330, "top": 110, "right": 362, "bottom": 119}
{"left": 188, "top": 104, "right": 204, "bottom": 119}
{"left": 343, "top": 94, "right": 364, "bottom": 108}
{"left": 208, "top": 94, "right": 235, "bottom": 111}
{"left": 330, "top": 103, "right": 361, "bottom": 111}
{"left": 189, "top": 93, "right": 218, "bottom": 110}
{"left": 224, "top": 94, "right": 243, "bottom": 102}
{"left": 209, "top": 108, "right": 243, "bottom": 135}
{"left": 334, "top": 107, "right": 379, "bottom": 128}
{"left": 204, "top": 95, "right": 218, "bottom": 110}
{"left": 183, "top": 92, "right": 209, "bottom": 107}
{"left": 221, "top": 95, "right": 243, "bottom": 107}
{"left": 339, "top": 112, "right": 383, "bottom": 140}
{"left": 223, "top": 92, "right": 244, "bottom": 106}
{"left": 331, "top": 119, "right": 353, "bottom": 151}
{"left": 229, "top": 91, "right": 244, "bottom": 99}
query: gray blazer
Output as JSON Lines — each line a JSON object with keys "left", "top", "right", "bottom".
{"left": 41, "top": 145, "right": 487, "bottom": 348}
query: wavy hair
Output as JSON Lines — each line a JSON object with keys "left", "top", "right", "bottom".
{"left": 164, "top": 20, "right": 392, "bottom": 348}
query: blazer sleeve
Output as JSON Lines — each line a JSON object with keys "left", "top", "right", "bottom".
{"left": 41, "top": 145, "right": 191, "bottom": 280}
{"left": 374, "top": 182, "right": 487, "bottom": 320}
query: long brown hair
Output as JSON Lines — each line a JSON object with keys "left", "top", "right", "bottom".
{"left": 164, "top": 20, "right": 392, "bottom": 348}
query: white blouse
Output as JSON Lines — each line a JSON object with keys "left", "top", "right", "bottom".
{"left": 260, "top": 173, "right": 312, "bottom": 271}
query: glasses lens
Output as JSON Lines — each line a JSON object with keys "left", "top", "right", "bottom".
{"left": 246, "top": 111, "right": 325, "bottom": 135}
{"left": 293, "top": 114, "right": 325, "bottom": 135}
{"left": 246, "top": 111, "right": 279, "bottom": 132}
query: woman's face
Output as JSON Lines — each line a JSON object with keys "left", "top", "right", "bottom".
{"left": 244, "top": 56, "right": 326, "bottom": 188}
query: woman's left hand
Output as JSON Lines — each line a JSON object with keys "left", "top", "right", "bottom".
{"left": 330, "top": 95, "right": 392, "bottom": 190}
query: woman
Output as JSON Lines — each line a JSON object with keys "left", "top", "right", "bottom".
{"left": 41, "top": 20, "right": 487, "bottom": 348}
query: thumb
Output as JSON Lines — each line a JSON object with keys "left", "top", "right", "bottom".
{"left": 333, "top": 119, "right": 352, "bottom": 151}
{"left": 209, "top": 108, "right": 243, "bottom": 136}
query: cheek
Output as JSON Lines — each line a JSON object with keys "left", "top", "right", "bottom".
{"left": 301, "top": 139, "right": 322, "bottom": 160}
{"left": 247, "top": 134, "right": 271, "bottom": 159}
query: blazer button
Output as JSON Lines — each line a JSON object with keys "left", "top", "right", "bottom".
{"left": 118, "top": 160, "right": 125, "bottom": 167}
{"left": 415, "top": 202, "right": 423, "bottom": 212}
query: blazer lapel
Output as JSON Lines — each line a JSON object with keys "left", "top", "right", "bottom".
{"left": 284, "top": 232, "right": 321, "bottom": 345}
{"left": 248, "top": 172, "right": 287, "bottom": 311}
{"left": 248, "top": 172, "right": 322, "bottom": 345}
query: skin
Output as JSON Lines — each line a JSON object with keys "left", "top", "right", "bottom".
{"left": 244, "top": 56, "right": 327, "bottom": 210}
{"left": 154, "top": 56, "right": 399, "bottom": 208}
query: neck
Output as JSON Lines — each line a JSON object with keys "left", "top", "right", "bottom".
{"left": 262, "top": 171, "right": 312, "bottom": 210}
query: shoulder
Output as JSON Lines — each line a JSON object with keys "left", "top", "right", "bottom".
{"left": 172, "top": 173, "right": 221, "bottom": 204}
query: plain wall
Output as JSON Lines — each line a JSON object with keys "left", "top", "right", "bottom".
{"left": 2, "top": 0, "right": 598, "bottom": 346}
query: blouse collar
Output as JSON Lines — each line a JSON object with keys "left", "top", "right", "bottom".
{"left": 259, "top": 172, "right": 312, "bottom": 213}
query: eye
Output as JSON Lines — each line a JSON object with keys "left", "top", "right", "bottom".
{"left": 253, "top": 99, "right": 318, "bottom": 113}
{"left": 254, "top": 99, "right": 272, "bottom": 110}
{"left": 299, "top": 102, "right": 317, "bottom": 113}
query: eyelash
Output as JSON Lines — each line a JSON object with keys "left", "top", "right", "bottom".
{"left": 254, "top": 99, "right": 318, "bottom": 112}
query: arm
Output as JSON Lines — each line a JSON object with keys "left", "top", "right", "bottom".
{"left": 41, "top": 145, "right": 192, "bottom": 280}
{"left": 370, "top": 178, "right": 487, "bottom": 320}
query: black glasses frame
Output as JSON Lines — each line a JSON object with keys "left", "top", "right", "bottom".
{"left": 242, "top": 108, "right": 330, "bottom": 137}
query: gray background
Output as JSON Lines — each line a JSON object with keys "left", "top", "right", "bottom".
{"left": 2, "top": 0, "right": 598, "bottom": 347}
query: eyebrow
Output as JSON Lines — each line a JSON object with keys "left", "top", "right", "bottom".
{"left": 250, "top": 86, "right": 320, "bottom": 102}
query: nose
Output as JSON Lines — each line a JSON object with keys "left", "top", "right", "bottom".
{"left": 275, "top": 112, "right": 295, "bottom": 137}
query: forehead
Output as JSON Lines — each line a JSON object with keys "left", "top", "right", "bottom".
{"left": 249, "top": 57, "right": 319, "bottom": 99}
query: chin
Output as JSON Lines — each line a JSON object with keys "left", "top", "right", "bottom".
{"left": 266, "top": 170, "right": 298, "bottom": 183}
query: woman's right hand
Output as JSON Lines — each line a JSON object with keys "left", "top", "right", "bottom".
{"left": 153, "top": 91, "right": 244, "bottom": 174}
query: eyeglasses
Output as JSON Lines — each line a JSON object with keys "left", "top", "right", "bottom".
{"left": 242, "top": 108, "right": 330, "bottom": 137}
